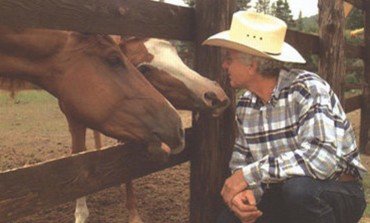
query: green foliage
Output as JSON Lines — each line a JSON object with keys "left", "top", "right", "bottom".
{"left": 236, "top": 0, "right": 252, "bottom": 11}
{"left": 298, "top": 14, "right": 318, "bottom": 34}
{"left": 253, "top": 0, "right": 295, "bottom": 29}
{"left": 345, "top": 8, "right": 364, "bottom": 30}
{"left": 296, "top": 11, "right": 303, "bottom": 31}
{"left": 294, "top": 6, "right": 363, "bottom": 36}
{"left": 345, "top": 30, "right": 364, "bottom": 44}
{"left": 345, "top": 72, "right": 362, "bottom": 85}
{"left": 254, "top": 0, "right": 271, "bottom": 14}
{"left": 345, "top": 58, "right": 364, "bottom": 86}
{"left": 271, "top": 0, "right": 294, "bottom": 27}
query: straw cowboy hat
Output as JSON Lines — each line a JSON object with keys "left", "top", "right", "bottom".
{"left": 203, "top": 11, "right": 306, "bottom": 64}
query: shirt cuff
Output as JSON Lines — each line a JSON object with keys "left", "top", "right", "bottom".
{"left": 242, "top": 162, "right": 262, "bottom": 189}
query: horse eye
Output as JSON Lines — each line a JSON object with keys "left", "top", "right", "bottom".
{"left": 138, "top": 65, "right": 151, "bottom": 75}
{"left": 107, "top": 54, "right": 124, "bottom": 67}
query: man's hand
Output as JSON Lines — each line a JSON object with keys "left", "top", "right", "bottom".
{"left": 221, "top": 169, "right": 249, "bottom": 207}
{"left": 230, "top": 190, "right": 262, "bottom": 223}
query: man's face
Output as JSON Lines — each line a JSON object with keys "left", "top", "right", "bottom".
{"left": 222, "top": 50, "right": 255, "bottom": 89}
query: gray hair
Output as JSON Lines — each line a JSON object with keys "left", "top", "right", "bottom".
{"left": 236, "top": 52, "right": 285, "bottom": 77}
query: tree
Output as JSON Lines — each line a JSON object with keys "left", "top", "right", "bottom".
{"left": 236, "top": 0, "right": 252, "bottom": 10}
{"left": 301, "top": 15, "right": 319, "bottom": 34}
{"left": 255, "top": 0, "right": 270, "bottom": 14}
{"left": 296, "top": 11, "right": 303, "bottom": 31}
{"left": 271, "top": 0, "right": 294, "bottom": 28}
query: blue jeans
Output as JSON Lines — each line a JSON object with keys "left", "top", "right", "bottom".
{"left": 217, "top": 177, "right": 366, "bottom": 223}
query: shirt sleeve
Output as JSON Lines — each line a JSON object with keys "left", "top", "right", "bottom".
{"left": 230, "top": 118, "right": 264, "bottom": 201}
{"left": 229, "top": 119, "right": 254, "bottom": 173}
{"left": 242, "top": 81, "right": 347, "bottom": 185}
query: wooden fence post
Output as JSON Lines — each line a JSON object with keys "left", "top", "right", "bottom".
{"left": 318, "top": 0, "right": 345, "bottom": 102}
{"left": 190, "top": 0, "right": 235, "bottom": 222}
{"left": 361, "top": 0, "right": 370, "bottom": 153}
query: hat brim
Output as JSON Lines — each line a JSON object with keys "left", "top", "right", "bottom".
{"left": 203, "top": 31, "right": 306, "bottom": 64}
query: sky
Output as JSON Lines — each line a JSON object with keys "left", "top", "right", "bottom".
{"left": 250, "top": 0, "right": 319, "bottom": 19}
{"left": 161, "top": 0, "right": 319, "bottom": 19}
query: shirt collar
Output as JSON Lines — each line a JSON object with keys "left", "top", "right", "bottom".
{"left": 273, "top": 68, "right": 291, "bottom": 99}
{"left": 240, "top": 68, "right": 298, "bottom": 107}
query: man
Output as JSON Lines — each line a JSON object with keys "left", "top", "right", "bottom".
{"left": 203, "top": 11, "right": 367, "bottom": 223}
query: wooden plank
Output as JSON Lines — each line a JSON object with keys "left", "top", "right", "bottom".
{"left": 286, "top": 30, "right": 319, "bottom": 55}
{"left": 344, "top": 94, "right": 362, "bottom": 113}
{"left": 190, "top": 1, "right": 236, "bottom": 223}
{"left": 0, "top": 137, "right": 192, "bottom": 222}
{"left": 345, "top": 42, "right": 364, "bottom": 59}
{"left": 286, "top": 30, "right": 364, "bottom": 59}
{"left": 0, "top": 0, "right": 361, "bottom": 57}
{"left": 0, "top": 0, "right": 195, "bottom": 41}
{"left": 344, "top": 83, "right": 364, "bottom": 90}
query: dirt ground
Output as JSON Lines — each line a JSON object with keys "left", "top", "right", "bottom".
{"left": 0, "top": 90, "right": 191, "bottom": 223}
{"left": 0, "top": 90, "right": 369, "bottom": 223}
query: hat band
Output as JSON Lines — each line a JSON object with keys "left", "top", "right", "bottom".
{"left": 265, "top": 51, "right": 281, "bottom": 56}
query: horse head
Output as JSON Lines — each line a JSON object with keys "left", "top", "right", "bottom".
{"left": 119, "top": 37, "right": 230, "bottom": 117}
{"left": 0, "top": 28, "right": 184, "bottom": 154}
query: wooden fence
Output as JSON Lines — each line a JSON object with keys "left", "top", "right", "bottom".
{"left": 0, "top": 0, "right": 369, "bottom": 222}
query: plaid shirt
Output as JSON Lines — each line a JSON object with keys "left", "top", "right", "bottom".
{"left": 230, "top": 69, "right": 367, "bottom": 202}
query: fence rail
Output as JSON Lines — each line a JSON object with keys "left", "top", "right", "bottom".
{"left": 0, "top": 136, "right": 192, "bottom": 222}
{"left": 0, "top": 0, "right": 194, "bottom": 40}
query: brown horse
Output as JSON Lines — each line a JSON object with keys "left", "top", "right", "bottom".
{"left": 0, "top": 27, "right": 186, "bottom": 220}
{"left": 81, "top": 37, "right": 230, "bottom": 223}
{"left": 120, "top": 37, "right": 230, "bottom": 116}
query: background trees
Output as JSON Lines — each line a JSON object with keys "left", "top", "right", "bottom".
{"left": 178, "top": 0, "right": 364, "bottom": 86}
{"left": 271, "top": 0, "right": 294, "bottom": 27}
{"left": 255, "top": 0, "right": 270, "bottom": 13}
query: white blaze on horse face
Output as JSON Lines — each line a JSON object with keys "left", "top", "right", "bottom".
{"left": 142, "top": 39, "right": 190, "bottom": 79}
{"left": 142, "top": 39, "right": 215, "bottom": 101}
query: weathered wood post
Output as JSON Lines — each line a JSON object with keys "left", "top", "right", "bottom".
{"left": 318, "top": 0, "right": 345, "bottom": 102}
{"left": 190, "top": 0, "right": 236, "bottom": 222}
{"left": 361, "top": 0, "right": 370, "bottom": 153}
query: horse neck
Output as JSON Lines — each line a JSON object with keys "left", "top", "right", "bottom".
{"left": 0, "top": 27, "right": 68, "bottom": 95}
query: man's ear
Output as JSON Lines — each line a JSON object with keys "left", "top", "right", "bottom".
{"left": 249, "top": 60, "right": 258, "bottom": 73}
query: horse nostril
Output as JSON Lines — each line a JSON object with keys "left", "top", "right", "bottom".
{"left": 204, "top": 91, "right": 217, "bottom": 100}
{"left": 138, "top": 65, "right": 151, "bottom": 75}
{"left": 204, "top": 91, "right": 221, "bottom": 106}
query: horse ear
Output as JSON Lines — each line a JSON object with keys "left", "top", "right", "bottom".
{"left": 120, "top": 36, "right": 137, "bottom": 45}
{"left": 119, "top": 36, "right": 138, "bottom": 52}
{"left": 110, "top": 35, "right": 121, "bottom": 45}
{"left": 118, "top": 37, "right": 128, "bottom": 52}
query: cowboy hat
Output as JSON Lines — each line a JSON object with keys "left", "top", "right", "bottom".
{"left": 203, "top": 11, "right": 306, "bottom": 64}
